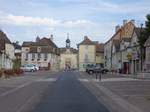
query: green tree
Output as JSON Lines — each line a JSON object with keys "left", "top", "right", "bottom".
{"left": 138, "top": 14, "right": 150, "bottom": 70}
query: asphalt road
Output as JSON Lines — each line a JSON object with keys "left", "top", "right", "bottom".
{"left": 31, "top": 71, "right": 109, "bottom": 112}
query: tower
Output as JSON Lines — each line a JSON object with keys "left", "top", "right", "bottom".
{"left": 66, "top": 33, "right": 70, "bottom": 48}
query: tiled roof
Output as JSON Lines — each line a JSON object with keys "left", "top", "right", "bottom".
{"left": 22, "top": 42, "right": 36, "bottom": 47}
{"left": 60, "top": 47, "right": 78, "bottom": 54}
{"left": 96, "top": 43, "right": 104, "bottom": 53}
{"left": 0, "top": 30, "right": 11, "bottom": 51}
{"left": 22, "top": 37, "right": 59, "bottom": 55}
{"left": 78, "top": 36, "right": 96, "bottom": 45}
{"left": 13, "top": 42, "right": 21, "bottom": 49}
{"left": 145, "top": 36, "right": 150, "bottom": 47}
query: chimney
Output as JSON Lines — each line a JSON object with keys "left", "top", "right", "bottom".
{"left": 123, "top": 20, "right": 128, "bottom": 26}
{"left": 50, "top": 34, "right": 53, "bottom": 41}
{"left": 115, "top": 25, "right": 120, "bottom": 32}
{"left": 131, "top": 19, "right": 135, "bottom": 24}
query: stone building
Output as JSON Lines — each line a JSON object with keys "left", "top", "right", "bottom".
{"left": 104, "top": 20, "right": 135, "bottom": 73}
{"left": 21, "top": 36, "right": 60, "bottom": 71}
{"left": 144, "top": 36, "right": 150, "bottom": 72}
{"left": 0, "top": 30, "right": 15, "bottom": 69}
{"left": 59, "top": 36, "right": 78, "bottom": 70}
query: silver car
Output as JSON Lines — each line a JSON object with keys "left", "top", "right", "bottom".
{"left": 21, "top": 64, "right": 35, "bottom": 72}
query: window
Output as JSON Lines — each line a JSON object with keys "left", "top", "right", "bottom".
{"left": 25, "top": 53, "right": 28, "bottom": 61}
{"left": 44, "top": 53, "right": 48, "bottom": 61}
{"left": 37, "top": 47, "right": 41, "bottom": 53}
{"left": 37, "top": 53, "right": 41, "bottom": 61}
{"left": 32, "top": 53, "right": 35, "bottom": 61}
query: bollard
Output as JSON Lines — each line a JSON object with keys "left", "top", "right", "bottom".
{"left": 99, "top": 73, "right": 102, "bottom": 81}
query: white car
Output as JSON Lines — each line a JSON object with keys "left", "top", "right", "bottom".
{"left": 21, "top": 64, "right": 36, "bottom": 72}
{"left": 33, "top": 65, "right": 39, "bottom": 71}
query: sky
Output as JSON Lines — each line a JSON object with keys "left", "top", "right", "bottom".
{"left": 0, "top": 0, "right": 150, "bottom": 48}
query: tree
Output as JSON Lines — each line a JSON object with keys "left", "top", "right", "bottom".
{"left": 138, "top": 14, "right": 150, "bottom": 71}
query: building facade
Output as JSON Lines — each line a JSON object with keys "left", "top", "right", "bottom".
{"left": 0, "top": 30, "right": 15, "bottom": 69}
{"left": 78, "top": 36, "right": 104, "bottom": 71}
{"left": 60, "top": 37, "right": 78, "bottom": 70}
{"left": 21, "top": 37, "right": 60, "bottom": 71}
{"left": 144, "top": 36, "right": 150, "bottom": 72}
{"left": 104, "top": 20, "right": 136, "bottom": 73}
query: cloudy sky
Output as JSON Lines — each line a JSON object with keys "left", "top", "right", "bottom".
{"left": 0, "top": 0, "right": 150, "bottom": 48}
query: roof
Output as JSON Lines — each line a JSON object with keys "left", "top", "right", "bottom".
{"left": 145, "top": 36, "right": 150, "bottom": 47}
{"left": 22, "top": 37, "right": 59, "bottom": 55}
{"left": 96, "top": 43, "right": 104, "bottom": 53}
{"left": 13, "top": 42, "right": 21, "bottom": 50}
{"left": 78, "top": 36, "right": 96, "bottom": 45}
{"left": 60, "top": 47, "right": 78, "bottom": 54}
{"left": 22, "top": 42, "right": 36, "bottom": 47}
{"left": 105, "top": 21, "right": 135, "bottom": 45}
{"left": 0, "top": 30, "right": 11, "bottom": 51}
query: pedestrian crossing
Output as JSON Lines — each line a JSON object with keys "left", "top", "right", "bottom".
{"left": 78, "top": 78, "right": 138, "bottom": 82}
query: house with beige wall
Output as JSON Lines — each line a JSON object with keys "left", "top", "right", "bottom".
{"left": 21, "top": 36, "right": 60, "bottom": 71}
{"left": 78, "top": 36, "right": 96, "bottom": 71}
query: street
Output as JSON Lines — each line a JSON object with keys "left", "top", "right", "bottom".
{"left": 0, "top": 71, "right": 150, "bottom": 112}
{"left": 32, "top": 71, "right": 109, "bottom": 112}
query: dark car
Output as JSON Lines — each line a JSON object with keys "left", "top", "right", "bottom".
{"left": 101, "top": 68, "right": 109, "bottom": 74}
{"left": 86, "top": 64, "right": 101, "bottom": 74}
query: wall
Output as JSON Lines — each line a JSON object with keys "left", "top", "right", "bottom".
{"left": 60, "top": 53, "right": 77, "bottom": 70}
{"left": 79, "top": 45, "right": 96, "bottom": 71}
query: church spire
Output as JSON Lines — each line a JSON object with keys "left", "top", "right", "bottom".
{"left": 66, "top": 33, "right": 70, "bottom": 48}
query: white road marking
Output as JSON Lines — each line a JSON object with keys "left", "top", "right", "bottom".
{"left": 78, "top": 78, "right": 139, "bottom": 82}
{"left": 0, "top": 82, "right": 32, "bottom": 97}
{"left": 78, "top": 79, "right": 89, "bottom": 82}
{"left": 36, "top": 78, "right": 57, "bottom": 82}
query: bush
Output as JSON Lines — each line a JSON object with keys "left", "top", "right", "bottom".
{"left": 14, "top": 69, "right": 23, "bottom": 75}
{"left": 0, "top": 70, "right": 3, "bottom": 77}
{"left": 4, "top": 69, "right": 15, "bottom": 78}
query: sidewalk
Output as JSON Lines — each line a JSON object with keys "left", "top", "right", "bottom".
{"left": 79, "top": 72, "right": 150, "bottom": 112}
{"left": 105, "top": 72, "right": 150, "bottom": 80}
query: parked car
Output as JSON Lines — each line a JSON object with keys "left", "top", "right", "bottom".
{"left": 101, "top": 68, "right": 109, "bottom": 74}
{"left": 20, "top": 64, "right": 36, "bottom": 72}
{"left": 33, "top": 65, "right": 39, "bottom": 71}
{"left": 86, "top": 64, "right": 101, "bottom": 74}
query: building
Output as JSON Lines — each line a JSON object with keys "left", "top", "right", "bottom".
{"left": 78, "top": 36, "right": 97, "bottom": 71}
{"left": 13, "top": 42, "right": 22, "bottom": 59}
{"left": 126, "top": 27, "right": 144, "bottom": 74}
{"left": 104, "top": 20, "right": 135, "bottom": 73}
{"left": 59, "top": 36, "right": 78, "bottom": 70}
{"left": 21, "top": 36, "right": 60, "bottom": 71}
{"left": 0, "top": 30, "right": 15, "bottom": 69}
{"left": 96, "top": 43, "right": 104, "bottom": 67}
{"left": 144, "top": 36, "right": 150, "bottom": 72}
